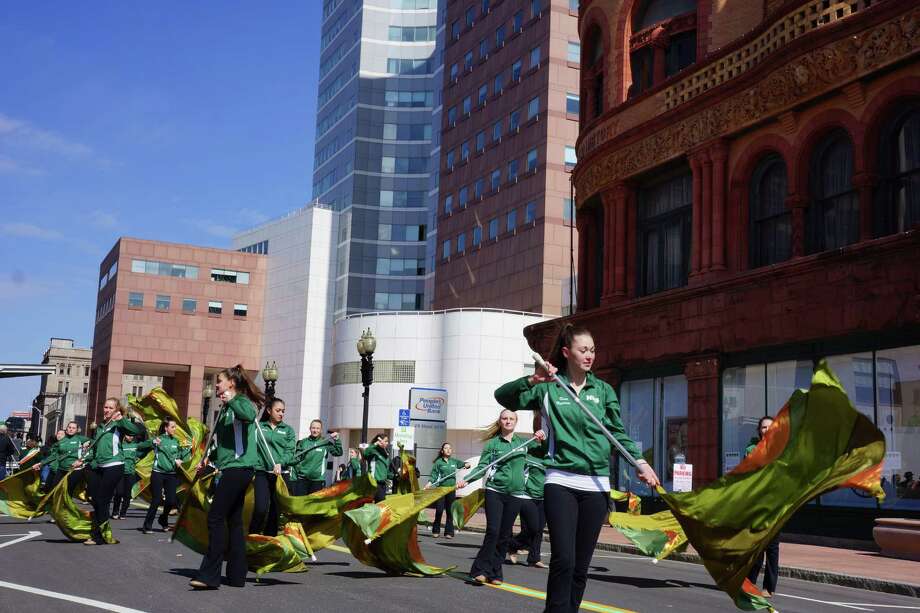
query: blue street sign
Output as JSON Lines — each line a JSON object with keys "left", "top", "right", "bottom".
{"left": 398, "top": 408, "right": 411, "bottom": 427}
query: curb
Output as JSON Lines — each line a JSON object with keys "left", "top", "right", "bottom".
{"left": 453, "top": 526, "right": 920, "bottom": 599}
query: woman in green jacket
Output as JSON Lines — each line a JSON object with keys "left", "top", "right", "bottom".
{"left": 190, "top": 364, "right": 261, "bottom": 590}
{"left": 111, "top": 433, "right": 139, "bottom": 519}
{"left": 426, "top": 442, "right": 469, "bottom": 538}
{"left": 746, "top": 416, "right": 779, "bottom": 598}
{"left": 291, "top": 419, "right": 343, "bottom": 495}
{"left": 138, "top": 418, "right": 190, "bottom": 533}
{"left": 362, "top": 433, "right": 392, "bottom": 502}
{"left": 509, "top": 450, "right": 547, "bottom": 567}
{"left": 458, "top": 410, "right": 545, "bottom": 585}
{"left": 494, "top": 323, "right": 660, "bottom": 611}
{"left": 76, "top": 398, "right": 145, "bottom": 545}
{"left": 249, "top": 397, "right": 296, "bottom": 536}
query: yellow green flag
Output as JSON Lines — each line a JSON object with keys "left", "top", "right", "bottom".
{"left": 608, "top": 509, "right": 688, "bottom": 560}
{"left": 40, "top": 473, "right": 116, "bottom": 543}
{"left": 343, "top": 487, "right": 455, "bottom": 576}
{"left": 451, "top": 488, "right": 485, "bottom": 530}
{"left": 395, "top": 444, "right": 419, "bottom": 494}
{"left": 660, "top": 361, "right": 885, "bottom": 610}
{"left": 0, "top": 468, "right": 45, "bottom": 518}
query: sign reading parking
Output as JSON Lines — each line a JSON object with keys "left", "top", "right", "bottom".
{"left": 398, "top": 408, "right": 411, "bottom": 427}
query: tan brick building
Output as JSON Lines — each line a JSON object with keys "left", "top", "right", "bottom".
{"left": 88, "top": 238, "right": 267, "bottom": 422}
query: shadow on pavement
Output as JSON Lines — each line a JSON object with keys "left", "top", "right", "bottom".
{"left": 435, "top": 542, "right": 480, "bottom": 549}
{"left": 587, "top": 574, "right": 720, "bottom": 591}
{"left": 325, "top": 571, "right": 395, "bottom": 580}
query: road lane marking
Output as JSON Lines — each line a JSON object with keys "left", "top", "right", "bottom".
{"left": 326, "top": 544, "right": 351, "bottom": 554}
{"left": 483, "top": 580, "right": 637, "bottom": 613}
{"left": 835, "top": 606, "right": 920, "bottom": 610}
{"left": 777, "top": 593, "right": 873, "bottom": 610}
{"left": 0, "top": 580, "right": 148, "bottom": 613}
{"left": 0, "top": 531, "right": 41, "bottom": 549}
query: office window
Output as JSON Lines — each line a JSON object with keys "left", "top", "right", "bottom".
{"left": 567, "top": 41, "right": 581, "bottom": 62}
{"left": 532, "top": 0, "right": 543, "bottom": 17}
{"left": 479, "top": 38, "right": 488, "bottom": 59}
{"left": 465, "top": 6, "right": 475, "bottom": 28}
{"left": 57, "top": 381, "right": 63, "bottom": 393}
{"left": 495, "top": 25, "right": 506, "bottom": 48}
{"left": 451, "top": 20, "right": 460, "bottom": 40}
{"left": 638, "top": 171, "right": 693, "bottom": 295}
{"left": 750, "top": 154, "right": 791, "bottom": 268}
{"left": 464, "top": 50, "right": 473, "bottom": 71}
{"left": 131, "top": 259, "right": 198, "bottom": 279}
{"left": 210, "top": 269, "right": 250, "bottom": 284}
{"left": 447, "top": 106, "right": 457, "bottom": 125}
{"left": 510, "top": 110, "right": 521, "bottom": 132}
{"left": 83, "top": 382, "right": 89, "bottom": 394}
{"left": 511, "top": 59, "right": 522, "bottom": 81}
{"left": 481, "top": 0, "right": 490, "bottom": 14}
{"left": 507, "top": 209, "right": 517, "bottom": 231}
{"left": 462, "top": 96, "right": 472, "bottom": 115}
{"left": 876, "top": 106, "right": 920, "bottom": 235}
{"left": 491, "top": 168, "right": 501, "bottom": 191}
{"left": 565, "top": 145, "right": 577, "bottom": 169}
{"left": 494, "top": 73, "right": 503, "bottom": 95}
{"left": 66, "top": 364, "right": 71, "bottom": 376}
{"left": 58, "top": 364, "right": 64, "bottom": 375}
{"left": 457, "top": 233, "right": 466, "bottom": 253}
{"left": 525, "top": 201, "right": 537, "bottom": 222}
{"left": 493, "top": 120, "right": 502, "bottom": 142}
{"left": 513, "top": 11, "right": 523, "bottom": 33}
{"left": 461, "top": 140, "right": 470, "bottom": 161}
{"left": 182, "top": 298, "right": 197, "bottom": 314}
{"left": 444, "top": 194, "right": 454, "bottom": 214}
{"left": 475, "top": 130, "right": 486, "bottom": 153}
{"left": 446, "top": 150, "right": 455, "bottom": 170}
{"left": 474, "top": 177, "right": 485, "bottom": 199}
{"left": 473, "top": 225, "right": 482, "bottom": 247}
{"left": 84, "top": 366, "right": 89, "bottom": 377}
{"left": 809, "top": 130, "right": 859, "bottom": 252}
{"left": 155, "top": 295, "right": 171, "bottom": 311}
{"left": 208, "top": 301, "right": 222, "bottom": 315}
{"left": 128, "top": 292, "right": 144, "bottom": 308}
{"left": 442, "top": 240, "right": 451, "bottom": 259}
{"left": 459, "top": 186, "right": 469, "bottom": 208}
{"left": 383, "top": 123, "right": 397, "bottom": 140}
{"left": 508, "top": 159, "right": 519, "bottom": 182}
{"left": 233, "top": 303, "right": 248, "bottom": 317}
{"left": 566, "top": 92, "right": 580, "bottom": 115}
{"left": 527, "top": 148, "right": 538, "bottom": 172}
{"left": 568, "top": 0, "right": 577, "bottom": 11}
{"left": 478, "top": 84, "right": 488, "bottom": 106}
{"left": 450, "top": 63, "right": 459, "bottom": 81}
{"left": 489, "top": 218, "right": 499, "bottom": 240}
{"left": 527, "top": 96, "right": 540, "bottom": 120}
{"left": 530, "top": 46, "right": 541, "bottom": 68}
{"left": 564, "top": 197, "right": 576, "bottom": 226}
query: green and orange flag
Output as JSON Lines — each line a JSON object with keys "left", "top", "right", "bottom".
{"left": 35, "top": 473, "right": 116, "bottom": 543}
{"left": 343, "top": 487, "right": 455, "bottom": 576}
{"left": 0, "top": 468, "right": 45, "bottom": 518}
{"left": 451, "top": 487, "right": 485, "bottom": 531}
{"left": 656, "top": 361, "right": 885, "bottom": 610}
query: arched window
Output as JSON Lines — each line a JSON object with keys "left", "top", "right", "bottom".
{"left": 581, "top": 26, "right": 605, "bottom": 121}
{"left": 638, "top": 168, "right": 692, "bottom": 295}
{"left": 749, "top": 154, "right": 790, "bottom": 268}
{"left": 628, "top": 0, "right": 696, "bottom": 98}
{"left": 808, "top": 130, "right": 859, "bottom": 253}
{"left": 876, "top": 105, "right": 920, "bottom": 235}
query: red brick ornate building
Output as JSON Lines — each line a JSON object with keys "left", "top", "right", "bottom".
{"left": 526, "top": 0, "right": 920, "bottom": 537}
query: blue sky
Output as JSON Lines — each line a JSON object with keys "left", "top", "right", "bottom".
{"left": 0, "top": 3, "right": 322, "bottom": 416}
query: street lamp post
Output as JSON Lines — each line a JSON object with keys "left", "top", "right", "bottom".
{"left": 201, "top": 381, "right": 214, "bottom": 428}
{"left": 262, "top": 361, "right": 278, "bottom": 408}
{"left": 356, "top": 328, "right": 377, "bottom": 445}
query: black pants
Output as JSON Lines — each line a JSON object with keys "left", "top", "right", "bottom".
{"left": 144, "top": 471, "right": 178, "bottom": 530}
{"left": 511, "top": 498, "right": 545, "bottom": 564}
{"left": 112, "top": 473, "right": 137, "bottom": 516}
{"left": 197, "top": 467, "right": 253, "bottom": 588}
{"left": 374, "top": 481, "right": 388, "bottom": 503}
{"left": 304, "top": 479, "right": 326, "bottom": 495}
{"left": 469, "top": 490, "right": 521, "bottom": 581}
{"left": 747, "top": 535, "right": 780, "bottom": 593}
{"left": 249, "top": 472, "right": 279, "bottom": 536}
{"left": 89, "top": 466, "right": 123, "bottom": 541}
{"left": 543, "top": 484, "right": 609, "bottom": 613}
{"left": 55, "top": 468, "right": 85, "bottom": 498}
{"left": 432, "top": 489, "right": 456, "bottom": 536}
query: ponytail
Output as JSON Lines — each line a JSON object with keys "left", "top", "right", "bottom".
{"left": 219, "top": 364, "right": 266, "bottom": 408}
{"left": 547, "top": 322, "right": 592, "bottom": 374}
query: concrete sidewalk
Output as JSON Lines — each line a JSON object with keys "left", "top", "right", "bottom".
{"left": 430, "top": 510, "right": 920, "bottom": 599}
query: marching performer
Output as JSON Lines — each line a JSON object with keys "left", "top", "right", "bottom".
{"left": 250, "top": 397, "right": 296, "bottom": 536}
{"left": 291, "top": 419, "right": 342, "bottom": 495}
{"left": 189, "top": 365, "right": 261, "bottom": 590}
{"left": 362, "top": 433, "right": 391, "bottom": 502}
{"left": 111, "top": 433, "right": 139, "bottom": 519}
{"left": 495, "top": 323, "right": 660, "bottom": 612}
{"left": 458, "top": 410, "right": 545, "bottom": 585}
{"left": 137, "top": 418, "right": 190, "bottom": 533}
{"left": 426, "top": 442, "right": 469, "bottom": 538}
{"left": 509, "top": 449, "right": 547, "bottom": 567}
{"left": 34, "top": 421, "right": 88, "bottom": 497}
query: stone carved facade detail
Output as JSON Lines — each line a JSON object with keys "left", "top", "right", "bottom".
{"left": 574, "top": 6, "right": 920, "bottom": 205}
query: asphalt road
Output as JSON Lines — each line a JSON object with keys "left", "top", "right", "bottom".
{"left": 1, "top": 509, "right": 919, "bottom": 613}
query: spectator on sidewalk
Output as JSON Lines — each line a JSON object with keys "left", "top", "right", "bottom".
{"left": 0, "top": 425, "right": 19, "bottom": 480}
{"left": 746, "top": 416, "right": 780, "bottom": 598}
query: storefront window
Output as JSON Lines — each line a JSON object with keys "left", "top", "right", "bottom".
{"left": 876, "top": 346, "right": 920, "bottom": 511}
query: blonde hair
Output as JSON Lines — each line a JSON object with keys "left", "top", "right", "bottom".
{"left": 480, "top": 409, "right": 516, "bottom": 441}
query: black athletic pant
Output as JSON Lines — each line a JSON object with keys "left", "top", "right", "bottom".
{"left": 747, "top": 535, "right": 780, "bottom": 593}
{"left": 197, "top": 467, "right": 253, "bottom": 588}
{"left": 112, "top": 473, "right": 137, "bottom": 516}
{"left": 144, "top": 471, "right": 178, "bottom": 530}
{"left": 89, "top": 466, "right": 123, "bottom": 541}
{"left": 511, "top": 498, "right": 545, "bottom": 564}
{"left": 373, "top": 481, "right": 388, "bottom": 503}
{"left": 249, "top": 472, "right": 279, "bottom": 536}
{"left": 469, "top": 490, "right": 522, "bottom": 581}
{"left": 543, "top": 484, "right": 609, "bottom": 613}
{"left": 304, "top": 479, "right": 326, "bottom": 495}
{"left": 432, "top": 489, "right": 456, "bottom": 536}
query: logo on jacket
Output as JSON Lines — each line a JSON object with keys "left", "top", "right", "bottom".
{"left": 586, "top": 394, "right": 600, "bottom": 403}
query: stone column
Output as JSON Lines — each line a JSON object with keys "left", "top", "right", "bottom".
{"left": 689, "top": 154, "right": 703, "bottom": 277}
{"left": 600, "top": 190, "right": 618, "bottom": 302}
{"left": 614, "top": 183, "right": 630, "bottom": 296}
{"left": 701, "top": 152, "right": 713, "bottom": 272}
{"left": 709, "top": 141, "right": 728, "bottom": 271}
{"left": 684, "top": 355, "right": 720, "bottom": 487}
{"left": 576, "top": 215, "right": 590, "bottom": 310}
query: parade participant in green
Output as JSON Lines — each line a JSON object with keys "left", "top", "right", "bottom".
{"left": 111, "top": 433, "right": 139, "bottom": 520}
{"left": 458, "top": 410, "right": 545, "bottom": 585}
{"left": 361, "top": 433, "right": 392, "bottom": 502}
{"left": 426, "top": 442, "right": 470, "bottom": 538}
{"left": 190, "top": 364, "right": 261, "bottom": 590}
{"left": 746, "top": 416, "right": 780, "bottom": 598}
{"left": 77, "top": 398, "right": 145, "bottom": 545}
{"left": 291, "top": 419, "right": 342, "bottom": 495}
{"left": 34, "top": 422, "right": 89, "bottom": 497}
{"left": 137, "top": 418, "right": 190, "bottom": 533}
{"left": 509, "top": 450, "right": 547, "bottom": 567}
{"left": 249, "top": 397, "right": 296, "bottom": 536}
{"left": 495, "top": 323, "right": 660, "bottom": 612}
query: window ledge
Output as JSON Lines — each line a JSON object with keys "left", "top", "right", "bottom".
{"left": 566, "top": 61, "right": 579, "bottom": 69}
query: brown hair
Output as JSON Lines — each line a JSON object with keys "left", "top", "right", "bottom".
{"left": 480, "top": 409, "right": 516, "bottom": 441}
{"left": 219, "top": 364, "right": 265, "bottom": 407}
{"left": 104, "top": 397, "right": 124, "bottom": 416}
{"left": 548, "top": 322, "right": 593, "bottom": 375}
{"left": 438, "top": 442, "right": 453, "bottom": 459}
{"left": 261, "top": 397, "right": 285, "bottom": 422}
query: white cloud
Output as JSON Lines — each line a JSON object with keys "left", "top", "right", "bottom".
{"left": 0, "top": 222, "right": 63, "bottom": 240}
{"left": 0, "top": 112, "right": 94, "bottom": 158}
{"left": 90, "top": 210, "right": 118, "bottom": 229}
{"left": 0, "top": 156, "right": 44, "bottom": 176}
{"left": 238, "top": 207, "right": 270, "bottom": 226}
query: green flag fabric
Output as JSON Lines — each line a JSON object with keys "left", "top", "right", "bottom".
{"left": 395, "top": 444, "right": 419, "bottom": 494}
{"left": 609, "top": 509, "right": 688, "bottom": 560}
{"left": 343, "top": 488, "right": 455, "bottom": 576}
{"left": 659, "top": 361, "right": 885, "bottom": 610}
{"left": 40, "top": 473, "right": 116, "bottom": 543}
{"left": 0, "top": 468, "right": 45, "bottom": 518}
{"left": 451, "top": 488, "right": 485, "bottom": 531}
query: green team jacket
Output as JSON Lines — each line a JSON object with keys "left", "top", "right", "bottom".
{"left": 495, "top": 373, "right": 642, "bottom": 477}
{"left": 121, "top": 441, "right": 139, "bottom": 475}
{"left": 86, "top": 418, "right": 145, "bottom": 468}
{"left": 44, "top": 434, "right": 90, "bottom": 471}
{"left": 430, "top": 457, "right": 465, "bottom": 487}
{"left": 522, "top": 453, "right": 546, "bottom": 500}
{"left": 293, "top": 435, "right": 343, "bottom": 481}
{"left": 745, "top": 437, "right": 760, "bottom": 457}
{"left": 209, "top": 394, "right": 259, "bottom": 470}
{"left": 137, "top": 434, "right": 190, "bottom": 474}
{"left": 362, "top": 444, "right": 390, "bottom": 483}
{"left": 255, "top": 421, "right": 296, "bottom": 473}
{"left": 467, "top": 434, "right": 539, "bottom": 495}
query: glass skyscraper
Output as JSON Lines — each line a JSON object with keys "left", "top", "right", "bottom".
{"left": 312, "top": 0, "right": 443, "bottom": 317}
